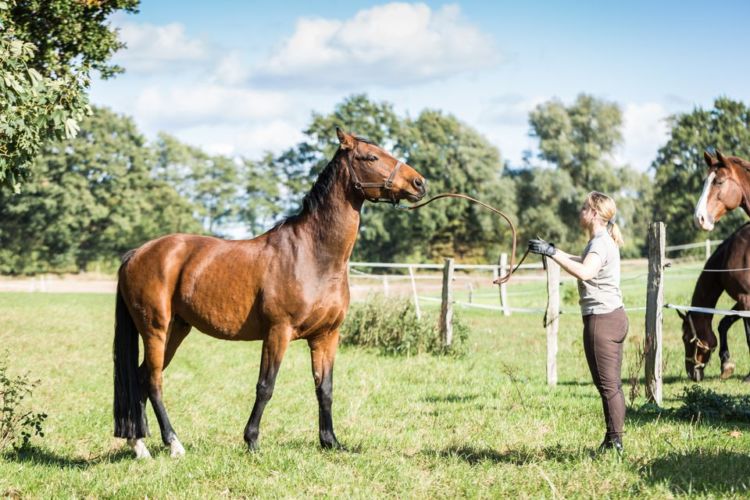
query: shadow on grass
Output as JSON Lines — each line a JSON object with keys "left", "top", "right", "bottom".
{"left": 428, "top": 444, "right": 585, "bottom": 465}
{"left": 423, "top": 394, "right": 479, "bottom": 404}
{"left": 2, "top": 445, "right": 133, "bottom": 468}
{"left": 643, "top": 450, "right": 750, "bottom": 495}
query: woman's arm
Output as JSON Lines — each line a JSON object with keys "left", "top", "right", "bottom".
{"left": 550, "top": 251, "right": 602, "bottom": 281}
{"left": 552, "top": 248, "right": 583, "bottom": 263}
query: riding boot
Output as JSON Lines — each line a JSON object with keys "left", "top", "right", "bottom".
{"left": 597, "top": 435, "right": 623, "bottom": 455}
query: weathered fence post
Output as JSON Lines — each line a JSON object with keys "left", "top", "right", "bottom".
{"left": 408, "top": 265, "right": 421, "bottom": 320}
{"left": 645, "top": 221, "right": 665, "bottom": 405}
{"left": 705, "top": 238, "right": 711, "bottom": 261}
{"left": 544, "top": 257, "right": 560, "bottom": 386}
{"left": 439, "top": 258, "right": 455, "bottom": 346}
{"left": 383, "top": 276, "right": 390, "bottom": 297}
{"left": 467, "top": 282, "right": 474, "bottom": 304}
{"left": 499, "top": 253, "right": 510, "bottom": 316}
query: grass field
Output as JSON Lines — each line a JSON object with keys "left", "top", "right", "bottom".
{"left": 2, "top": 260, "right": 750, "bottom": 498}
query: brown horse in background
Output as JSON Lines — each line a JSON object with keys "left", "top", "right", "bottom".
{"left": 694, "top": 150, "right": 750, "bottom": 231}
{"left": 678, "top": 223, "right": 750, "bottom": 382}
{"left": 114, "top": 128, "right": 426, "bottom": 459}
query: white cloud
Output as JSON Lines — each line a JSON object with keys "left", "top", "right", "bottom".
{"left": 254, "top": 3, "right": 500, "bottom": 87}
{"left": 169, "top": 121, "right": 306, "bottom": 159}
{"left": 134, "top": 84, "right": 291, "bottom": 129}
{"left": 114, "top": 22, "right": 210, "bottom": 72}
{"left": 617, "top": 102, "right": 670, "bottom": 171}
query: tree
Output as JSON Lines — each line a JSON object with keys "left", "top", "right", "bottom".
{"left": 651, "top": 97, "right": 750, "bottom": 245}
{"left": 530, "top": 94, "right": 623, "bottom": 189}
{"left": 153, "top": 133, "right": 245, "bottom": 236}
{"left": 0, "top": 0, "right": 138, "bottom": 190}
{"left": 363, "top": 109, "right": 515, "bottom": 263}
{"left": 0, "top": 107, "right": 201, "bottom": 274}
{"left": 242, "top": 154, "right": 283, "bottom": 236}
{"left": 526, "top": 94, "right": 652, "bottom": 255}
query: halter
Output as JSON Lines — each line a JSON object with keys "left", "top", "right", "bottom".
{"left": 684, "top": 313, "right": 715, "bottom": 370}
{"left": 345, "top": 149, "right": 404, "bottom": 204}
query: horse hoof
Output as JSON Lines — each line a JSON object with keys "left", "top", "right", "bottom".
{"left": 246, "top": 440, "right": 260, "bottom": 452}
{"left": 721, "top": 362, "right": 736, "bottom": 380}
{"left": 170, "top": 438, "right": 185, "bottom": 458}
{"left": 127, "top": 438, "right": 152, "bottom": 460}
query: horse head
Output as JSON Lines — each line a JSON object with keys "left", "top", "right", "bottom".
{"left": 694, "top": 150, "right": 750, "bottom": 230}
{"left": 336, "top": 128, "right": 426, "bottom": 204}
{"left": 678, "top": 309, "right": 717, "bottom": 381}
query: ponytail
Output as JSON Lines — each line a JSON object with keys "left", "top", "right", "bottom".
{"left": 587, "top": 191, "right": 624, "bottom": 247}
{"left": 608, "top": 221, "right": 624, "bottom": 247}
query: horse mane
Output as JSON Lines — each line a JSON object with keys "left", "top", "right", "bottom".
{"left": 274, "top": 136, "right": 379, "bottom": 228}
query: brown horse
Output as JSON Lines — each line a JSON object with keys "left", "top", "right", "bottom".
{"left": 114, "top": 128, "right": 426, "bottom": 458}
{"left": 694, "top": 150, "right": 750, "bottom": 231}
{"left": 678, "top": 223, "right": 750, "bottom": 382}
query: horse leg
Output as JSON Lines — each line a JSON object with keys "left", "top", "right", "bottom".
{"left": 136, "top": 320, "right": 186, "bottom": 458}
{"left": 243, "top": 326, "right": 291, "bottom": 451}
{"left": 154, "top": 317, "right": 192, "bottom": 457}
{"left": 718, "top": 311, "right": 738, "bottom": 379}
{"left": 743, "top": 317, "right": 750, "bottom": 384}
{"left": 309, "top": 330, "right": 341, "bottom": 449}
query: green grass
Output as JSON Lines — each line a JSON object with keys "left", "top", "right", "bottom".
{"left": 2, "top": 260, "right": 750, "bottom": 497}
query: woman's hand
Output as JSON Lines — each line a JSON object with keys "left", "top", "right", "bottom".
{"left": 528, "top": 238, "right": 556, "bottom": 257}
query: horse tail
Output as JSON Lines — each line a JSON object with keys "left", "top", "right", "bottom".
{"left": 113, "top": 254, "right": 149, "bottom": 439}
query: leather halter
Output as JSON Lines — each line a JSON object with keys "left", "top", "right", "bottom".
{"left": 684, "top": 313, "right": 715, "bottom": 370}
{"left": 345, "top": 149, "right": 404, "bottom": 204}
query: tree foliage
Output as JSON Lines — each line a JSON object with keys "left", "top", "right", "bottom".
{"left": 652, "top": 97, "right": 750, "bottom": 245}
{"left": 0, "top": 0, "right": 138, "bottom": 190}
{"left": 0, "top": 107, "right": 201, "bottom": 274}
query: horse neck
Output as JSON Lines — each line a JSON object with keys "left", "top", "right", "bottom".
{"left": 690, "top": 260, "right": 725, "bottom": 332}
{"left": 733, "top": 164, "right": 750, "bottom": 216}
{"left": 296, "top": 156, "right": 364, "bottom": 270}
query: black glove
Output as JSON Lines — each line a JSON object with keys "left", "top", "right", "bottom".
{"left": 528, "top": 238, "right": 556, "bottom": 257}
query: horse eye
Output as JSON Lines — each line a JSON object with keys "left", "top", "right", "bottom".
{"left": 367, "top": 155, "right": 378, "bottom": 162}
{"left": 714, "top": 178, "right": 726, "bottom": 186}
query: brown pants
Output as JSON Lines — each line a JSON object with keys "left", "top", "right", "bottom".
{"left": 582, "top": 307, "right": 629, "bottom": 440}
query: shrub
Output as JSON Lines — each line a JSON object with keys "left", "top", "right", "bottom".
{"left": 0, "top": 353, "right": 47, "bottom": 450}
{"left": 341, "top": 295, "right": 468, "bottom": 356}
{"left": 675, "top": 385, "right": 750, "bottom": 422}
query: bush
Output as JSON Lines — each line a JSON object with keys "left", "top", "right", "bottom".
{"left": 675, "top": 385, "right": 750, "bottom": 422}
{"left": 341, "top": 295, "right": 468, "bottom": 357}
{"left": 0, "top": 353, "right": 46, "bottom": 450}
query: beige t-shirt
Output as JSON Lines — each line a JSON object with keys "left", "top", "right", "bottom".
{"left": 578, "top": 230, "right": 623, "bottom": 315}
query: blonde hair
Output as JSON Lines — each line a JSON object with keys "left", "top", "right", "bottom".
{"left": 586, "top": 191, "right": 624, "bottom": 247}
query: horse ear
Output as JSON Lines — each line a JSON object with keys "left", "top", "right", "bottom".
{"left": 716, "top": 149, "right": 727, "bottom": 166}
{"left": 676, "top": 309, "right": 686, "bottom": 320}
{"left": 704, "top": 150, "right": 716, "bottom": 167}
{"left": 336, "top": 127, "right": 356, "bottom": 151}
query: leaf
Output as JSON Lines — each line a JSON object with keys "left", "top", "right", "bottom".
{"left": 64, "top": 118, "right": 80, "bottom": 139}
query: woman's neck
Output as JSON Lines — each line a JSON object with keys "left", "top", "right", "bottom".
{"left": 588, "top": 221, "right": 607, "bottom": 239}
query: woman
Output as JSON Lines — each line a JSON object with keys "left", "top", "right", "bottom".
{"left": 528, "top": 191, "right": 628, "bottom": 453}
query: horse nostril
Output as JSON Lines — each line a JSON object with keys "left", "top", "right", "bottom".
{"left": 413, "top": 177, "right": 426, "bottom": 193}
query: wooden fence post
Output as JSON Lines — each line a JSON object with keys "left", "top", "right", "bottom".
{"left": 544, "top": 257, "right": 560, "bottom": 386}
{"left": 439, "top": 258, "right": 455, "bottom": 347}
{"left": 499, "top": 253, "right": 510, "bottom": 316}
{"left": 383, "top": 276, "right": 390, "bottom": 297}
{"left": 705, "top": 238, "right": 711, "bottom": 261}
{"left": 408, "top": 265, "right": 421, "bottom": 320}
{"left": 645, "top": 221, "right": 665, "bottom": 405}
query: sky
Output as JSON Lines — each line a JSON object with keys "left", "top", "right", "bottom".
{"left": 89, "top": 0, "right": 750, "bottom": 172}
